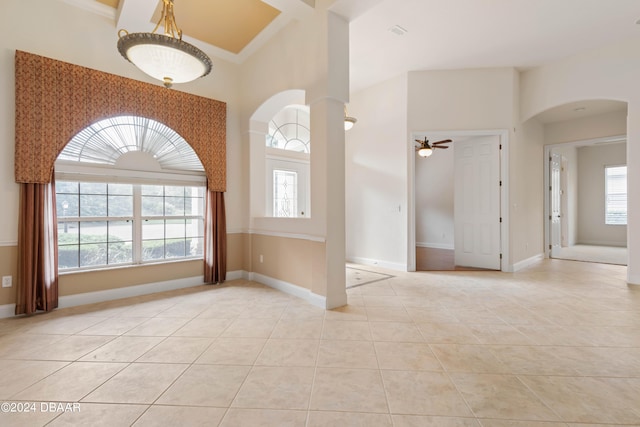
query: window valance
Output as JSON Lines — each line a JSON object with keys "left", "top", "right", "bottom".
{"left": 14, "top": 50, "right": 226, "bottom": 192}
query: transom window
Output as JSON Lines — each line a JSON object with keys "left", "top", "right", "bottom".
{"left": 266, "top": 105, "right": 311, "bottom": 153}
{"left": 605, "top": 165, "right": 627, "bottom": 225}
{"left": 55, "top": 115, "right": 206, "bottom": 271}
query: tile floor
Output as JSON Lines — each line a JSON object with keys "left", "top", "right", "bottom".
{"left": 0, "top": 259, "right": 639, "bottom": 426}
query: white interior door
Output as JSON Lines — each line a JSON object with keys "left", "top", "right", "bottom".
{"left": 550, "top": 153, "right": 562, "bottom": 257}
{"left": 454, "top": 136, "right": 501, "bottom": 270}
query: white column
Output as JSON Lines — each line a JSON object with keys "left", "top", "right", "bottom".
{"left": 627, "top": 102, "right": 640, "bottom": 285}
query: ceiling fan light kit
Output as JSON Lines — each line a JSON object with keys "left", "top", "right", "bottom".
{"left": 415, "top": 137, "right": 452, "bottom": 157}
{"left": 117, "top": 0, "right": 212, "bottom": 88}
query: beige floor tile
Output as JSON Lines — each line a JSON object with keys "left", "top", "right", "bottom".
{"left": 363, "top": 295, "right": 404, "bottom": 307}
{"left": 0, "top": 407, "right": 59, "bottom": 426}
{"left": 382, "top": 370, "right": 472, "bottom": 417}
{"left": 232, "top": 366, "right": 314, "bottom": 410}
{"left": 392, "top": 415, "right": 481, "bottom": 426}
{"left": 237, "top": 303, "right": 288, "bottom": 319}
{"left": 310, "top": 367, "right": 388, "bottom": 413}
{"left": 0, "top": 334, "right": 71, "bottom": 359}
{"left": 133, "top": 405, "right": 226, "bottom": 426}
{"left": 221, "top": 317, "right": 278, "bottom": 338}
{"left": 197, "top": 304, "right": 246, "bottom": 319}
{"left": 154, "top": 303, "right": 209, "bottom": 318}
{"left": 468, "top": 324, "right": 536, "bottom": 345}
{"left": 80, "top": 336, "right": 164, "bottom": 362}
{"left": 430, "top": 344, "right": 509, "bottom": 374}
{"left": 489, "top": 345, "right": 580, "bottom": 376}
{"left": 280, "top": 303, "right": 326, "bottom": 320}
{"left": 13, "top": 361, "right": 127, "bottom": 401}
{"left": 450, "top": 373, "right": 560, "bottom": 421}
{"left": 317, "top": 340, "right": 378, "bottom": 369}
{"left": 124, "top": 317, "right": 190, "bottom": 336}
{"left": 519, "top": 375, "right": 640, "bottom": 424}
{"left": 321, "top": 320, "right": 372, "bottom": 340}
{"left": 417, "top": 322, "right": 481, "bottom": 344}
{"left": 478, "top": 420, "right": 565, "bottom": 427}
{"left": 15, "top": 335, "right": 115, "bottom": 361}
{"left": 76, "top": 317, "right": 149, "bottom": 336}
{"left": 307, "top": 411, "right": 392, "bottom": 426}
{"left": 324, "top": 305, "right": 368, "bottom": 321}
{"left": 136, "top": 337, "right": 214, "bottom": 363}
{"left": 0, "top": 359, "right": 68, "bottom": 399}
{"left": 375, "top": 342, "right": 442, "bottom": 371}
{"left": 220, "top": 408, "right": 307, "bottom": 427}
{"left": 46, "top": 403, "right": 147, "bottom": 426}
{"left": 365, "top": 307, "right": 411, "bottom": 322}
{"left": 83, "top": 363, "right": 187, "bottom": 404}
{"left": 270, "top": 318, "right": 323, "bottom": 339}
{"left": 172, "top": 317, "right": 233, "bottom": 337}
{"left": 23, "top": 315, "right": 108, "bottom": 335}
{"left": 195, "top": 337, "right": 266, "bottom": 365}
{"left": 157, "top": 364, "right": 250, "bottom": 407}
{"left": 370, "top": 321, "right": 424, "bottom": 342}
{"left": 255, "top": 339, "right": 319, "bottom": 367}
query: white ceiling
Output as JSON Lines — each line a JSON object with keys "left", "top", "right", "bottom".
{"left": 68, "top": 0, "right": 640, "bottom": 121}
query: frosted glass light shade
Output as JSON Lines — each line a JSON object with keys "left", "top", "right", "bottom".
{"left": 344, "top": 116, "right": 357, "bottom": 130}
{"left": 418, "top": 147, "right": 433, "bottom": 157}
{"left": 118, "top": 33, "right": 212, "bottom": 88}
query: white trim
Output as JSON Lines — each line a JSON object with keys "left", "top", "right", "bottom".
{"left": 62, "top": 0, "right": 117, "bottom": 20}
{"left": 346, "top": 256, "right": 406, "bottom": 272}
{"left": 576, "top": 240, "right": 627, "bottom": 247}
{"left": 416, "top": 242, "right": 455, "bottom": 250}
{"left": 249, "top": 272, "right": 326, "bottom": 308}
{"left": 507, "top": 253, "right": 545, "bottom": 273}
{"left": 0, "top": 241, "right": 17, "bottom": 247}
{"left": 408, "top": 129, "right": 510, "bottom": 273}
{"left": 0, "top": 304, "right": 15, "bottom": 318}
{"left": 226, "top": 229, "right": 246, "bottom": 235}
{"left": 248, "top": 229, "right": 326, "bottom": 242}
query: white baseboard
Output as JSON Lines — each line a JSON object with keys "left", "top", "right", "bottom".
{"left": 416, "top": 242, "right": 455, "bottom": 250}
{"left": 0, "top": 304, "right": 16, "bottom": 318}
{"left": 57, "top": 276, "right": 206, "bottom": 309}
{"left": 249, "top": 272, "right": 326, "bottom": 309}
{"left": 346, "top": 256, "right": 406, "bottom": 272}
{"left": 507, "top": 253, "right": 544, "bottom": 273}
{"left": 577, "top": 240, "right": 627, "bottom": 248}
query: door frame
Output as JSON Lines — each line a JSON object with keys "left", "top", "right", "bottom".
{"left": 543, "top": 134, "right": 626, "bottom": 258}
{"left": 408, "top": 129, "right": 510, "bottom": 272}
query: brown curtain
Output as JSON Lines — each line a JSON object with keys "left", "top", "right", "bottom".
{"left": 204, "top": 189, "right": 227, "bottom": 283}
{"left": 15, "top": 178, "right": 59, "bottom": 315}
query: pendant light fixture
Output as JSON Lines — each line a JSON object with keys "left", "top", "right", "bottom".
{"left": 117, "top": 0, "right": 212, "bottom": 88}
{"left": 344, "top": 106, "right": 357, "bottom": 130}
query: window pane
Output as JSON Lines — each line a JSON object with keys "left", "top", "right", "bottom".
{"left": 273, "top": 170, "right": 298, "bottom": 217}
{"left": 165, "top": 197, "right": 185, "bottom": 215}
{"left": 166, "top": 219, "right": 185, "bottom": 239}
{"left": 109, "top": 220, "right": 133, "bottom": 242}
{"left": 59, "top": 245, "right": 79, "bottom": 269}
{"left": 108, "top": 183, "right": 133, "bottom": 195}
{"left": 80, "top": 243, "right": 107, "bottom": 267}
{"left": 57, "top": 181, "right": 79, "bottom": 194}
{"left": 605, "top": 166, "right": 627, "bottom": 225}
{"left": 142, "top": 240, "right": 165, "bottom": 261}
{"left": 188, "top": 237, "right": 204, "bottom": 256}
{"left": 142, "top": 196, "right": 164, "bottom": 216}
{"left": 108, "top": 241, "right": 132, "bottom": 264}
{"left": 80, "top": 194, "right": 107, "bottom": 217}
{"left": 166, "top": 238, "right": 186, "bottom": 258}
{"left": 108, "top": 195, "right": 133, "bottom": 216}
{"left": 185, "top": 218, "right": 204, "bottom": 238}
{"left": 57, "top": 194, "right": 79, "bottom": 218}
{"left": 142, "top": 185, "right": 163, "bottom": 196}
{"left": 80, "top": 221, "right": 108, "bottom": 243}
{"left": 142, "top": 220, "right": 165, "bottom": 240}
{"left": 58, "top": 222, "right": 79, "bottom": 244}
{"left": 80, "top": 182, "right": 107, "bottom": 194}
{"left": 165, "top": 186, "right": 184, "bottom": 197}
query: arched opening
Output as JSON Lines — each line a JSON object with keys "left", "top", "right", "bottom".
{"left": 531, "top": 99, "right": 628, "bottom": 266}
{"left": 54, "top": 115, "right": 207, "bottom": 270}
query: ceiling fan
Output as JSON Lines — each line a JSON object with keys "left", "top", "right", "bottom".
{"left": 415, "top": 137, "right": 452, "bottom": 157}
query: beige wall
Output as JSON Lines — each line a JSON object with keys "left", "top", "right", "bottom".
{"left": 250, "top": 234, "right": 324, "bottom": 290}
{"left": 545, "top": 110, "right": 627, "bottom": 144}
{"left": 0, "top": 246, "right": 17, "bottom": 305}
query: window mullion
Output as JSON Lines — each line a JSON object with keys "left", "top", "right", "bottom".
{"left": 133, "top": 185, "right": 142, "bottom": 263}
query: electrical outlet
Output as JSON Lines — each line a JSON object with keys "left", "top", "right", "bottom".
{"left": 2, "top": 276, "right": 12, "bottom": 288}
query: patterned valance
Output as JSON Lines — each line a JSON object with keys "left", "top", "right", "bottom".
{"left": 14, "top": 50, "right": 226, "bottom": 191}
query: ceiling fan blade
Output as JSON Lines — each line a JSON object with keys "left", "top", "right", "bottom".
{"left": 432, "top": 139, "right": 452, "bottom": 145}
{"left": 433, "top": 145, "right": 449, "bottom": 149}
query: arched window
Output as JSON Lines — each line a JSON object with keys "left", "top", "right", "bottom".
{"left": 265, "top": 105, "right": 310, "bottom": 217}
{"left": 55, "top": 116, "right": 206, "bottom": 270}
